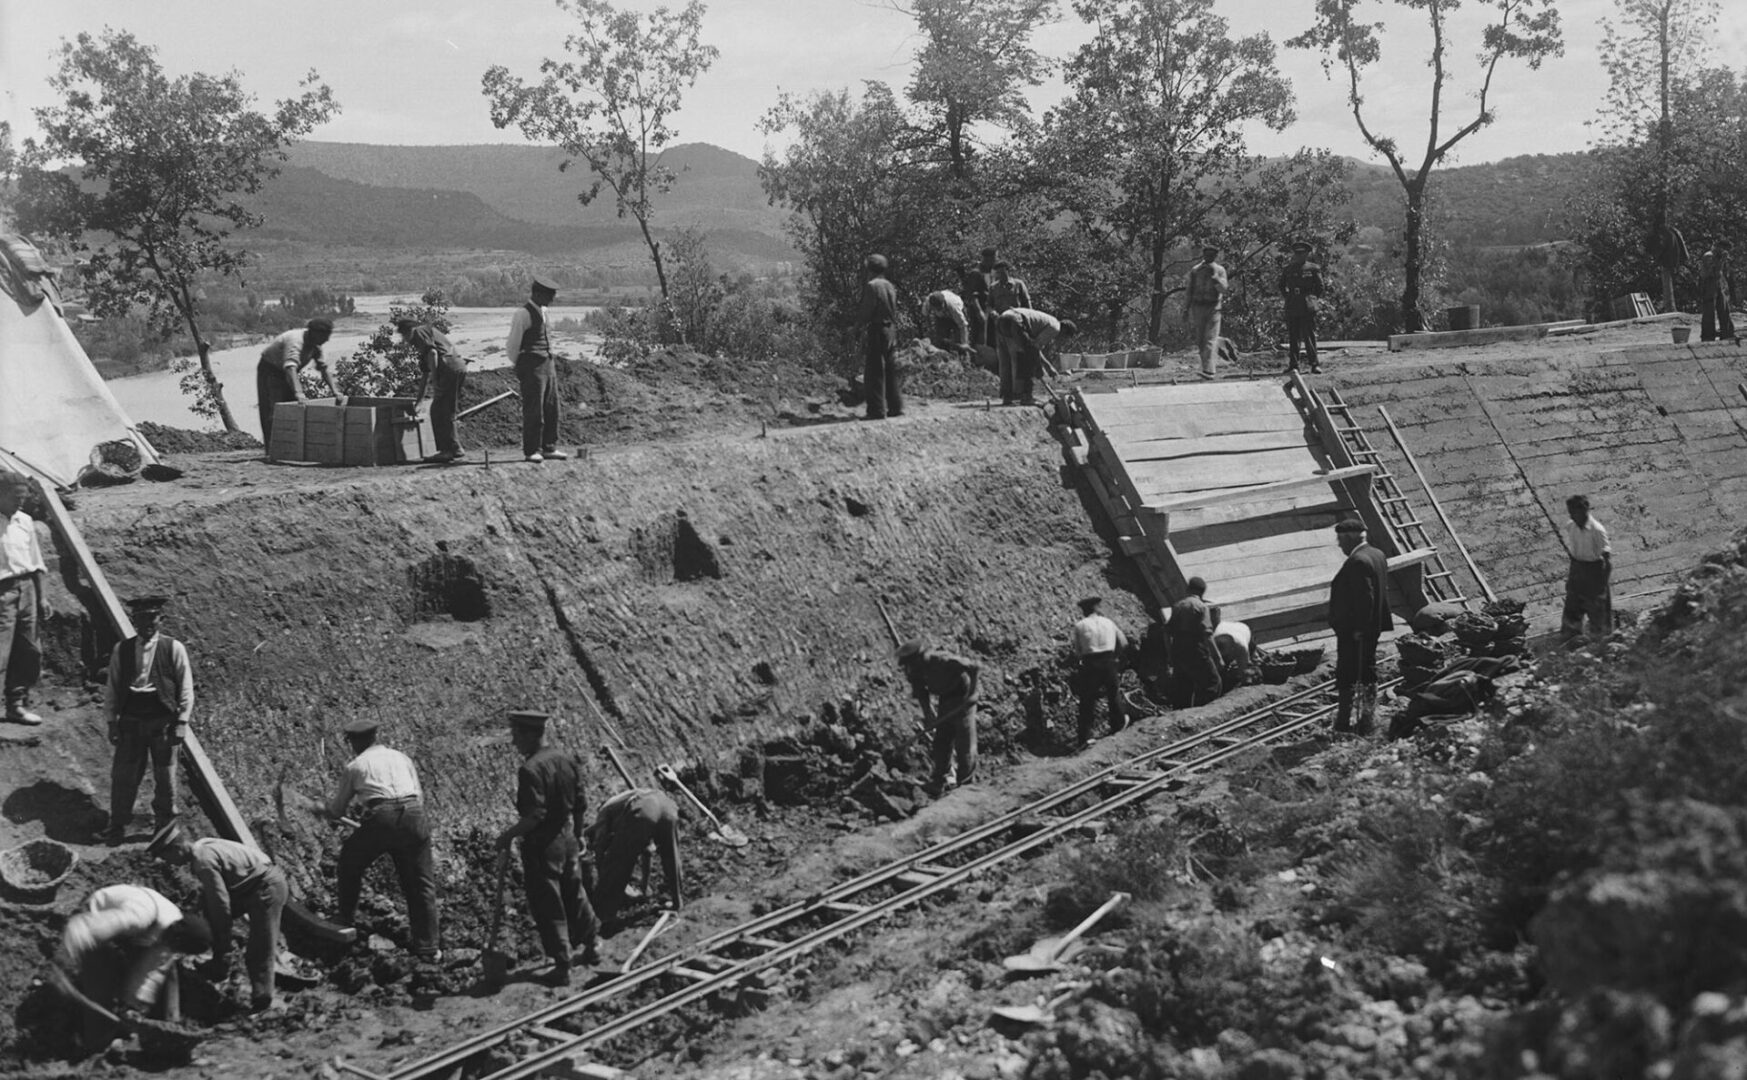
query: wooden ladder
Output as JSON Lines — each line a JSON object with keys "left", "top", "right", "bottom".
{"left": 1321, "top": 388, "right": 1468, "bottom": 606}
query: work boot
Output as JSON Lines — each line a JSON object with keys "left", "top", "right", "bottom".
{"left": 576, "top": 943, "right": 601, "bottom": 968}
{"left": 1332, "top": 687, "right": 1356, "bottom": 734}
{"left": 1356, "top": 683, "right": 1378, "bottom": 736}
{"left": 544, "top": 962, "right": 572, "bottom": 988}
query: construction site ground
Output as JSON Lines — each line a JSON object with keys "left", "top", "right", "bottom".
{"left": 2, "top": 320, "right": 1744, "bottom": 1080}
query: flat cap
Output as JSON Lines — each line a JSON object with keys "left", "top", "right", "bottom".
{"left": 894, "top": 638, "right": 925, "bottom": 662}
{"left": 343, "top": 717, "right": 380, "bottom": 736}
{"left": 126, "top": 595, "right": 171, "bottom": 612}
{"left": 392, "top": 316, "right": 420, "bottom": 332}
{"left": 1335, "top": 517, "right": 1366, "bottom": 534}
{"left": 1078, "top": 596, "right": 1102, "bottom": 613}
{"left": 1291, "top": 240, "right": 1313, "bottom": 252}
{"left": 530, "top": 274, "right": 560, "bottom": 293}
{"left": 508, "top": 710, "right": 550, "bottom": 731}
{"left": 146, "top": 818, "right": 183, "bottom": 856}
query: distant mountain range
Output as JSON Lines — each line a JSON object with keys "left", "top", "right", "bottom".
{"left": 251, "top": 140, "right": 1601, "bottom": 270}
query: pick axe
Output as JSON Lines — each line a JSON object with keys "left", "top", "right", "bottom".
{"left": 873, "top": 594, "right": 933, "bottom": 744}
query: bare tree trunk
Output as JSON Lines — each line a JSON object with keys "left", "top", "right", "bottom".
{"left": 1146, "top": 237, "right": 1169, "bottom": 344}
{"left": 175, "top": 299, "right": 240, "bottom": 432}
{"left": 1401, "top": 180, "right": 1428, "bottom": 333}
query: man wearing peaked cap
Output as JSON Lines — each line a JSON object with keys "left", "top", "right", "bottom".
{"left": 895, "top": 636, "right": 982, "bottom": 797}
{"left": 1280, "top": 239, "right": 1325, "bottom": 374}
{"left": 103, "top": 595, "right": 195, "bottom": 845}
{"left": 1183, "top": 244, "right": 1228, "bottom": 378}
{"left": 1168, "top": 576, "right": 1224, "bottom": 709}
{"left": 323, "top": 715, "right": 441, "bottom": 960}
{"left": 497, "top": 710, "right": 599, "bottom": 985}
{"left": 1328, "top": 517, "right": 1392, "bottom": 735}
{"left": 148, "top": 818, "right": 290, "bottom": 1013}
{"left": 859, "top": 253, "right": 903, "bottom": 420}
{"left": 1070, "top": 596, "right": 1130, "bottom": 746}
{"left": 506, "top": 274, "right": 571, "bottom": 463}
{"left": 394, "top": 315, "right": 469, "bottom": 464}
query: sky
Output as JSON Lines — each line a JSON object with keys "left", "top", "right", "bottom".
{"left": 2, "top": 0, "right": 1738, "bottom": 170}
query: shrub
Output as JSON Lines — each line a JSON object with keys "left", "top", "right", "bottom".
{"left": 330, "top": 290, "right": 453, "bottom": 398}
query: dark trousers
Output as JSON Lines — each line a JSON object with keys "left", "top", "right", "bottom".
{"left": 595, "top": 800, "right": 681, "bottom": 924}
{"left": 78, "top": 945, "right": 179, "bottom": 1052}
{"left": 1168, "top": 636, "right": 1224, "bottom": 708}
{"left": 1287, "top": 312, "right": 1319, "bottom": 369}
{"left": 235, "top": 868, "right": 289, "bottom": 1003}
{"left": 995, "top": 316, "right": 1040, "bottom": 403}
{"left": 522, "top": 832, "right": 598, "bottom": 964}
{"left": 1562, "top": 558, "right": 1612, "bottom": 638}
{"left": 1334, "top": 630, "right": 1380, "bottom": 691}
{"left": 256, "top": 361, "right": 296, "bottom": 448}
{"left": 929, "top": 696, "right": 978, "bottom": 787}
{"left": 110, "top": 712, "right": 178, "bottom": 832}
{"left": 514, "top": 355, "right": 562, "bottom": 456}
{"left": 1, "top": 575, "right": 41, "bottom": 714}
{"left": 430, "top": 357, "right": 467, "bottom": 455}
{"left": 863, "top": 327, "right": 903, "bottom": 419}
{"left": 1075, "top": 654, "right": 1124, "bottom": 740}
{"left": 965, "top": 299, "right": 988, "bottom": 348}
{"left": 1700, "top": 291, "right": 1736, "bottom": 341}
{"left": 337, "top": 799, "right": 440, "bottom": 955}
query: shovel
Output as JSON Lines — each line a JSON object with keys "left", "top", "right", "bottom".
{"left": 619, "top": 909, "right": 678, "bottom": 973}
{"left": 655, "top": 763, "right": 751, "bottom": 847}
{"left": 480, "top": 849, "right": 513, "bottom": 987}
{"left": 989, "top": 982, "right": 1089, "bottom": 1026}
{"left": 1002, "top": 891, "right": 1129, "bottom": 976}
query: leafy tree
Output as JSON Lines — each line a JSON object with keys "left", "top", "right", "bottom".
{"left": 1290, "top": 0, "right": 1564, "bottom": 331}
{"left": 482, "top": 0, "right": 719, "bottom": 304}
{"left": 666, "top": 226, "right": 724, "bottom": 348}
{"left": 1043, "top": 0, "right": 1296, "bottom": 343}
{"left": 14, "top": 29, "right": 337, "bottom": 430}
{"left": 331, "top": 290, "right": 453, "bottom": 399}
{"left": 885, "top": 0, "right": 1058, "bottom": 181}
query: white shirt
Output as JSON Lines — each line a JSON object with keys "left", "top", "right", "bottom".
{"left": 1072, "top": 613, "right": 1128, "bottom": 656}
{"left": 1565, "top": 516, "right": 1611, "bottom": 562}
{"left": 62, "top": 885, "right": 184, "bottom": 1009}
{"left": 328, "top": 743, "right": 422, "bottom": 818}
{"left": 103, "top": 632, "right": 196, "bottom": 727}
{"left": 2, "top": 510, "right": 46, "bottom": 579}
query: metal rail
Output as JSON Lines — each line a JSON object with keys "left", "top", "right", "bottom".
{"left": 370, "top": 679, "right": 1382, "bottom": 1080}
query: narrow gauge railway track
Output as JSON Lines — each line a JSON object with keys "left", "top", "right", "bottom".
{"left": 354, "top": 678, "right": 1391, "bottom": 1080}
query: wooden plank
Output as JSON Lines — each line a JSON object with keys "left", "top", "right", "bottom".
{"left": 1093, "top": 409, "right": 1308, "bottom": 441}
{"left": 1201, "top": 550, "right": 1345, "bottom": 604}
{"left": 1172, "top": 502, "right": 1345, "bottom": 553}
{"left": 1087, "top": 381, "right": 1287, "bottom": 409}
{"left": 1110, "top": 429, "right": 1315, "bottom": 461}
{"left": 1128, "top": 447, "right": 1331, "bottom": 497}
{"left": 1144, "top": 465, "right": 1375, "bottom": 518}
{"left": 1387, "top": 323, "right": 1576, "bottom": 352}
{"left": 1177, "top": 525, "right": 1334, "bottom": 567}
{"left": 1163, "top": 492, "right": 1350, "bottom": 535}
{"left": 1186, "top": 539, "right": 1336, "bottom": 589}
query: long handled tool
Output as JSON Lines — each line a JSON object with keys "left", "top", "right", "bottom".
{"left": 1002, "top": 891, "right": 1129, "bottom": 976}
{"left": 603, "top": 743, "right": 638, "bottom": 789}
{"left": 619, "top": 910, "right": 678, "bottom": 973}
{"left": 655, "top": 763, "right": 750, "bottom": 847}
{"left": 480, "top": 849, "right": 513, "bottom": 987}
{"left": 455, "top": 390, "right": 518, "bottom": 422}
{"left": 989, "top": 981, "right": 1090, "bottom": 1026}
{"left": 874, "top": 595, "right": 935, "bottom": 743}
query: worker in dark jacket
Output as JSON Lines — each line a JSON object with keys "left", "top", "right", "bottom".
{"left": 859, "top": 254, "right": 903, "bottom": 420}
{"left": 103, "top": 596, "right": 195, "bottom": 845}
{"left": 989, "top": 261, "right": 1032, "bottom": 314}
{"left": 896, "top": 638, "right": 981, "bottom": 796}
{"left": 1279, "top": 240, "right": 1323, "bottom": 373}
{"left": 394, "top": 317, "right": 468, "bottom": 463}
{"left": 148, "top": 819, "right": 288, "bottom": 1012}
{"left": 1328, "top": 517, "right": 1393, "bottom": 734}
{"left": 994, "top": 308, "right": 1076, "bottom": 407}
{"left": 1167, "top": 577, "right": 1224, "bottom": 708}
{"left": 504, "top": 275, "right": 570, "bottom": 463}
{"left": 496, "top": 710, "right": 599, "bottom": 986}
{"left": 959, "top": 262, "right": 991, "bottom": 348}
{"left": 587, "top": 787, "right": 683, "bottom": 929}
{"left": 1699, "top": 239, "right": 1736, "bottom": 342}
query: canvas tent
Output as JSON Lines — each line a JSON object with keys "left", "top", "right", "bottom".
{"left": 0, "top": 234, "right": 158, "bottom": 488}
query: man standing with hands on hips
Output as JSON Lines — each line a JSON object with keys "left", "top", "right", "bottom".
{"left": 506, "top": 275, "right": 571, "bottom": 463}
{"left": 103, "top": 596, "right": 194, "bottom": 845}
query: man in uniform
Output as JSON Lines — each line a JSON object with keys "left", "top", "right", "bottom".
{"left": 1328, "top": 518, "right": 1392, "bottom": 735}
{"left": 1070, "top": 596, "right": 1129, "bottom": 746}
{"left": 1183, "top": 245, "right": 1229, "bottom": 379}
{"left": 495, "top": 710, "right": 599, "bottom": 986}
{"left": 922, "top": 288, "right": 971, "bottom": 356}
{"left": 53, "top": 884, "right": 211, "bottom": 1052}
{"left": 505, "top": 275, "right": 571, "bottom": 463}
{"left": 147, "top": 820, "right": 288, "bottom": 1013}
{"left": 859, "top": 254, "right": 903, "bottom": 420}
{"left": 394, "top": 316, "right": 469, "bottom": 463}
{"left": 1167, "top": 577, "right": 1224, "bottom": 708}
{"left": 995, "top": 307, "right": 1077, "bottom": 407}
{"left": 895, "top": 638, "right": 981, "bottom": 796}
{"left": 989, "top": 261, "right": 1032, "bottom": 315}
{"left": 1, "top": 472, "right": 49, "bottom": 726}
{"left": 256, "top": 318, "right": 339, "bottom": 449}
{"left": 1279, "top": 240, "right": 1324, "bottom": 373}
{"left": 586, "top": 786, "right": 683, "bottom": 929}
{"left": 324, "top": 718, "right": 440, "bottom": 960}
{"left": 1699, "top": 239, "right": 1736, "bottom": 342}
{"left": 1561, "top": 494, "right": 1612, "bottom": 642}
{"left": 103, "top": 596, "right": 194, "bottom": 845}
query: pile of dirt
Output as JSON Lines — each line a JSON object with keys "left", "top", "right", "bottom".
{"left": 138, "top": 421, "right": 264, "bottom": 454}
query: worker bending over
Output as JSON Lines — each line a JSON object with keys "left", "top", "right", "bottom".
{"left": 587, "top": 787, "right": 683, "bottom": 929}
{"left": 896, "top": 638, "right": 981, "bottom": 796}
{"left": 147, "top": 819, "right": 288, "bottom": 1013}
{"left": 54, "top": 885, "right": 211, "bottom": 1052}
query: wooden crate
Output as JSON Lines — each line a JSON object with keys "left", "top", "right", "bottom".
{"left": 268, "top": 397, "right": 434, "bottom": 466}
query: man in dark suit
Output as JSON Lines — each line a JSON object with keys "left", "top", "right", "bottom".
{"left": 1327, "top": 517, "right": 1392, "bottom": 735}
{"left": 858, "top": 254, "right": 903, "bottom": 420}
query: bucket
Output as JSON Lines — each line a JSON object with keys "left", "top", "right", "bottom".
{"left": 0, "top": 839, "right": 80, "bottom": 904}
{"left": 1672, "top": 326, "right": 1691, "bottom": 344}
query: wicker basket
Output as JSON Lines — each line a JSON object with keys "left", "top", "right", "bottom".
{"left": 1257, "top": 657, "right": 1297, "bottom": 684}
{"left": 1285, "top": 646, "right": 1326, "bottom": 674}
{"left": 1480, "top": 598, "right": 1526, "bottom": 619}
{"left": 1396, "top": 634, "right": 1452, "bottom": 669}
{"left": 0, "top": 838, "right": 80, "bottom": 904}
{"left": 1453, "top": 613, "right": 1499, "bottom": 647}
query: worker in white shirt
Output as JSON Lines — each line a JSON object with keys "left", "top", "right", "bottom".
{"left": 922, "top": 289, "right": 971, "bottom": 356}
{"left": 103, "top": 596, "right": 195, "bottom": 845}
{"left": 324, "top": 718, "right": 440, "bottom": 959}
{"left": 0, "top": 472, "right": 50, "bottom": 726}
{"left": 148, "top": 819, "right": 289, "bottom": 1012}
{"left": 1561, "top": 494, "right": 1612, "bottom": 641}
{"left": 1070, "top": 596, "right": 1130, "bottom": 746}
{"left": 53, "top": 884, "right": 211, "bottom": 1052}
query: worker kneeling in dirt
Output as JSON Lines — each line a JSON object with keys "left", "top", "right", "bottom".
{"left": 53, "top": 884, "right": 211, "bottom": 1053}
{"left": 896, "top": 638, "right": 982, "bottom": 796}
{"left": 586, "top": 787, "right": 682, "bottom": 931}
{"left": 147, "top": 819, "right": 288, "bottom": 1013}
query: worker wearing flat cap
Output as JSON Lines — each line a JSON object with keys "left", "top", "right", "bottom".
{"left": 858, "top": 254, "right": 904, "bottom": 420}
{"left": 1328, "top": 517, "right": 1392, "bottom": 735}
{"left": 895, "top": 638, "right": 982, "bottom": 796}
{"left": 1168, "top": 577, "right": 1225, "bottom": 708}
{"left": 148, "top": 818, "right": 288, "bottom": 1012}
{"left": 103, "top": 596, "right": 195, "bottom": 845}
{"left": 1280, "top": 240, "right": 1324, "bottom": 374}
{"left": 496, "top": 710, "right": 599, "bottom": 986}
{"left": 1183, "top": 244, "right": 1228, "bottom": 379}
{"left": 505, "top": 274, "right": 571, "bottom": 463}
{"left": 323, "top": 717, "right": 441, "bottom": 959}
{"left": 993, "top": 307, "right": 1077, "bottom": 407}
{"left": 394, "top": 316, "right": 469, "bottom": 464}
{"left": 1070, "top": 597, "right": 1130, "bottom": 746}
{"left": 586, "top": 786, "right": 682, "bottom": 931}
